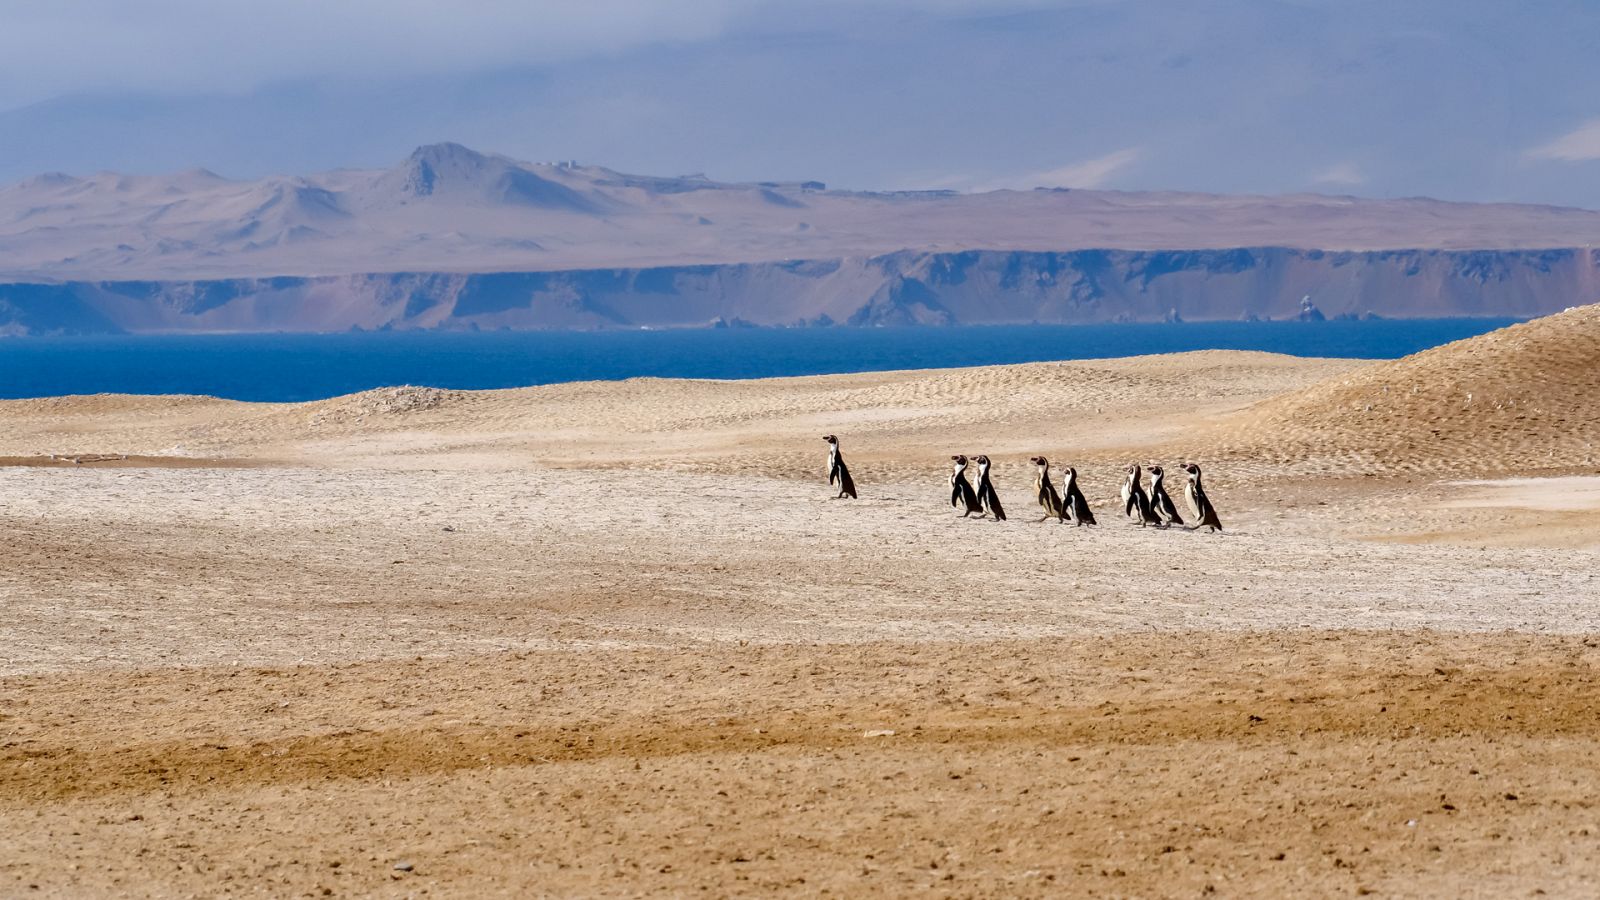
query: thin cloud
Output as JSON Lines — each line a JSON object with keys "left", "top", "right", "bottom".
{"left": 1311, "top": 162, "right": 1366, "bottom": 187}
{"left": 973, "top": 147, "right": 1145, "bottom": 191}
{"left": 0, "top": 0, "right": 1079, "bottom": 108}
{"left": 1525, "top": 119, "right": 1600, "bottom": 162}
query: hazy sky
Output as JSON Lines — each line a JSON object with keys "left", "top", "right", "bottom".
{"left": 3, "top": 0, "right": 1599, "bottom": 206}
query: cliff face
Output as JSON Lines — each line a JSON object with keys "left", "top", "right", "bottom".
{"left": 11, "top": 144, "right": 1600, "bottom": 283}
{"left": 6, "top": 145, "right": 1600, "bottom": 334}
{"left": 2, "top": 247, "right": 1597, "bottom": 335}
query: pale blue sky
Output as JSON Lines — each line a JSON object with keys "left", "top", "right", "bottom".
{"left": 3, "top": 0, "right": 1599, "bottom": 207}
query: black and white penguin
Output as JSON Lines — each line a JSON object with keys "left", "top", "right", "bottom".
{"left": 1182, "top": 463, "right": 1224, "bottom": 532}
{"left": 1029, "top": 456, "right": 1066, "bottom": 522}
{"left": 822, "top": 434, "right": 857, "bottom": 499}
{"left": 973, "top": 455, "right": 1006, "bottom": 521}
{"left": 1146, "top": 465, "right": 1185, "bottom": 528}
{"left": 1122, "top": 463, "right": 1163, "bottom": 527}
{"left": 950, "top": 454, "right": 982, "bottom": 517}
{"left": 1062, "top": 466, "right": 1097, "bottom": 526}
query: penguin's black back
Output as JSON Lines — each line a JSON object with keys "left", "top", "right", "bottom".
{"left": 977, "top": 470, "right": 1005, "bottom": 520}
{"left": 1069, "top": 484, "right": 1097, "bottom": 525}
{"left": 836, "top": 458, "right": 857, "bottom": 498}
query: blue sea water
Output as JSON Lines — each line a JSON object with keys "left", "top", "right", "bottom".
{"left": 0, "top": 319, "right": 1520, "bottom": 403}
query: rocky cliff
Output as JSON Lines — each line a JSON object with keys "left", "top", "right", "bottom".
{"left": 3, "top": 247, "right": 1596, "bottom": 335}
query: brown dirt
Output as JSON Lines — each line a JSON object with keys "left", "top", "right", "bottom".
{"left": 3, "top": 318, "right": 1599, "bottom": 896}
{"left": 0, "top": 455, "right": 263, "bottom": 469}
{"left": 6, "top": 634, "right": 1600, "bottom": 897}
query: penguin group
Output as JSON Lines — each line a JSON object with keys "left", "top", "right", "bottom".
{"left": 822, "top": 435, "right": 1223, "bottom": 532}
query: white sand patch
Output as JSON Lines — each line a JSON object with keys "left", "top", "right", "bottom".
{"left": 1444, "top": 476, "right": 1600, "bottom": 511}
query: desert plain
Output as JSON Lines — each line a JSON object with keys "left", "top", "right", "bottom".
{"left": 4, "top": 306, "right": 1600, "bottom": 897}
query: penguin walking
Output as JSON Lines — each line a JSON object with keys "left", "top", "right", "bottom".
{"left": 1182, "top": 463, "right": 1224, "bottom": 532}
{"left": 1147, "top": 465, "right": 1185, "bottom": 528}
{"left": 1062, "top": 465, "right": 1097, "bottom": 526}
{"left": 1121, "top": 463, "right": 1163, "bottom": 527}
{"left": 822, "top": 434, "right": 857, "bottom": 499}
{"left": 950, "top": 455, "right": 983, "bottom": 518}
{"left": 1029, "top": 456, "right": 1067, "bottom": 522}
{"left": 973, "top": 455, "right": 1006, "bottom": 521}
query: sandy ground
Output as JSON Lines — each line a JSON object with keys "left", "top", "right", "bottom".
{"left": 3, "top": 337, "right": 1599, "bottom": 897}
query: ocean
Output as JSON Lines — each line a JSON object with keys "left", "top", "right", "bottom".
{"left": 0, "top": 319, "right": 1520, "bottom": 403}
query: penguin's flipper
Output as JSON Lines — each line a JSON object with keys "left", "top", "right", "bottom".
{"left": 1188, "top": 486, "right": 1212, "bottom": 528}
{"left": 1081, "top": 494, "right": 1098, "bottom": 524}
{"left": 958, "top": 480, "right": 980, "bottom": 513}
{"left": 1154, "top": 493, "right": 1181, "bottom": 525}
{"left": 839, "top": 464, "right": 857, "bottom": 499}
{"left": 988, "top": 487, "right": 1006, "bottom": 521}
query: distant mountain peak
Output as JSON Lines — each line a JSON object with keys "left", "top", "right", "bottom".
{"left": 400, "top": 143, "right": 491, "bottom": 197}
{"left": 381, "top": 142, "right": 605, "bottom": 212}
{"left": 391, "top": 143, "right": 513, "bottom": 198}
{"left": 6, "top": 144, "right": 1600, "bottom": 285}
{"left": 19, "top": 171, "right": 80, "bottom": 189}
{"left": 408, "top": 141, "right": 488, "bottom": 164}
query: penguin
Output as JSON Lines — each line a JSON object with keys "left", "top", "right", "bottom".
{"left": 1029, "top": 456, "right": 1067, "bottom": 522}
{"left": 822, "top": 434, "right": 857, "bottom": 499}
{"left": 1146, "top": 464, "right": 1185, "bottom": 528}
{"left": 1122, "top": 463, "right": 1163, "bottom": 527}
{"left": 1182, "top": 462, "right": 1224, "bottom": 532}
{"left": 950, "top": 455, "right": 982, "bottom": 517}
{"left": 1061, "top": 465, "right": 1097, "bottom": 526}
{"left": 973, "top": 454, "right": 1006, "bottom": 521}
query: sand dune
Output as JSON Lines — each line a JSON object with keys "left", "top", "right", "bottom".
{"left": 1212, "top": 302, "right": 1600, "bottom": 476}
{"left": 0, "top": 351, "right": 1363, "bottom": 478}
{"left": 5, "top": 312, "right": 1600, "bottom": 896}
{"left": 6, "top": 304, "right": 1595, "bottom": 484}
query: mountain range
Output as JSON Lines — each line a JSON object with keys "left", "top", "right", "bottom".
{"left": 2, "top": 143, "right": 1599, "bottom": 334}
